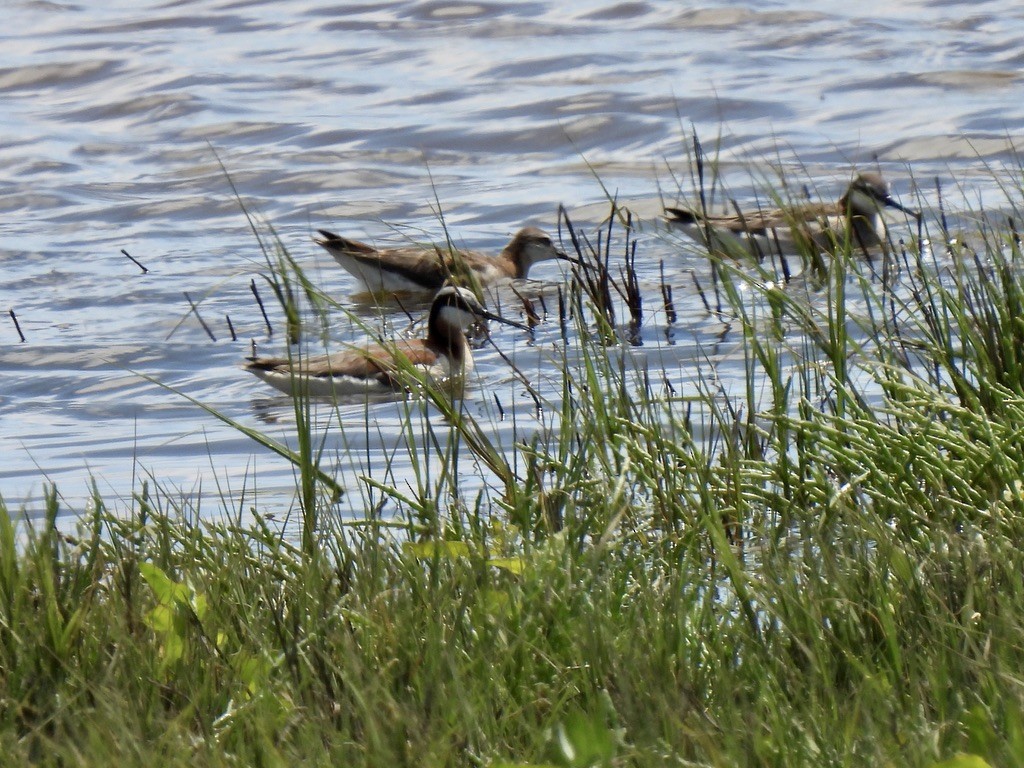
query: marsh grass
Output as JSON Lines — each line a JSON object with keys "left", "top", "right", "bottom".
{"left": 4, "top": 168, "right": 1024, "bottom": 766}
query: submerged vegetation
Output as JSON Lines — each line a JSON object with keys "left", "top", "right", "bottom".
{"left": 4, "top": 165, "right": 1024, "bottom": 767}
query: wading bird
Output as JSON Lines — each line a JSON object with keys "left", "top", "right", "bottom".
{"left": 665, "top": 172, "right": 920, "bottom": 258}
{"left": 314, "top": 226, "right": 572, "bottom": 293}
{"left": 245, "top": 285, "right": 527, "bottom": 397}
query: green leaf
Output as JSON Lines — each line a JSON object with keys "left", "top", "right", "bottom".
{"left": 403, "top": 540, "right": 471, "bottom": 560}
{"left": 488, "top": 556, "right": 526, "bottom": 575}
{"left": 192, "top": 591, "right": 208, "bottom": 622}
{"left": 139, "top": 561, "right": 189, "bottom": 605}
{"left": 930, "top": 755, "right": 993, "bottom": 768}
{"left": 145, "top": 602, "right": 175, "bottom": 633}
{"left": 162, "top": 631, "right": 184, "bottom": 667}
{"left": 552, "top": 710, "right": 616, "bottom": 767}
{"left": 479, "top": 588, "right": 511, "bottom": 619}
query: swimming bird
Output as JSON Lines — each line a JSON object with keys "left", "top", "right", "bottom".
{"left": 664, "top": 173, "right": 920, "bottom": 259}
{"left": 314, "top": 226, "right": 571, "bottom": 293}
{"left": 245, "top": 285, "right": 528, "bottom": 398}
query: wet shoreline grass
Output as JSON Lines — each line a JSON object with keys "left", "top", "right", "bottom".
{"left": 3, "top": 175, "right": 1024, "bottom": 766}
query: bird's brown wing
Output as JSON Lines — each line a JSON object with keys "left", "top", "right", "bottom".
{"left": 344, "top": 243, "right": 464, "bottom": 290}
{"left": 667, "top": 202, "right": 834, "bottom": 235}
{"left": 247, "top": 341, "right": 440, "bottom": 388}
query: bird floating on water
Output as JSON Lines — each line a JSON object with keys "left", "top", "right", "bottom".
{"left": 664, "top": 172, "right": 920, "bottom": 258}
{"left": 245, "top": 286, "right": 528, "bottom": 398}
{"left": 314, "top": 226, "right": 573, "bottom": 293}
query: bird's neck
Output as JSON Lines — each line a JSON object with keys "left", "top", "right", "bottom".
{"left": 429, "top": 325, "right": 470, "bottom": 362}
{"left": 498, "top": 246, "right": 526, "bottom": 277}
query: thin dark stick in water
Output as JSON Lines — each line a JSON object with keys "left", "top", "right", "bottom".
{"left": 121, "top": 249, "right": 148, "bottom": 274}
{"left": 936, "top": 177, "right": 948, "bottom": 241}
{"left": 771, "top": 230, "right": 792, "bottom": 283}
{"left": 526, "top": 385, "right": 542, "bottom": 418}
{"left": 9, "top": 310, "right": 25, "bottom": 342}
{"left": 535, "top": 292, "right": 547, "bottom": 319}
{"left": 226, "top": 314, "right": 237, "bottom": 341}
{"left": 557, "top": 286, "right": 568, "bottom": 344}
{"left": 709, "top": 261, "right": 723, "bottom": 317}
{"left": 392, "top": 294, "right": 415, "bottom": 325}
{"left": 694, "top": 131, "right": 706, "bottom": 217}
{"left": 250, "top": 279, "right": 273, "bottom": 336}
{"left": 624, "top": 245, "right": 642, "bottom": 327}
{"left": 492, "top": 393, "right": 505, "bottom": 420}
{"left": 184, "top": 292, "right": 216, "bottom": 342}
{"left": 691, "top": 273, "right": 711, "bottom": 315}
{"left": 659, "top": 261, "right": 676, "bottom": 324}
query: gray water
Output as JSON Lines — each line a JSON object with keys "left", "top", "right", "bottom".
{"left": 3, "top": 0, "right": 1022, "bottom": 523}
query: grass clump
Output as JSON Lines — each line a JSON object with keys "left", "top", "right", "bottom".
{"left": 6, "top": 172, "right": 1024, "bottom": 767}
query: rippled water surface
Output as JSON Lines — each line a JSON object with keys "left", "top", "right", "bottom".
{"left": 3, "top": 0, "right": 1023, "bottom": 521}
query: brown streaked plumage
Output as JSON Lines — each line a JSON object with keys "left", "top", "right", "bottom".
{"left": 314, "top": 226, "right": 571, "bottom": 293}
{"left": 665, "top": 173, "right": 920, "bottom": 258}
{"left": 245, "top": 286, "right": 528, "bottom": 398}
